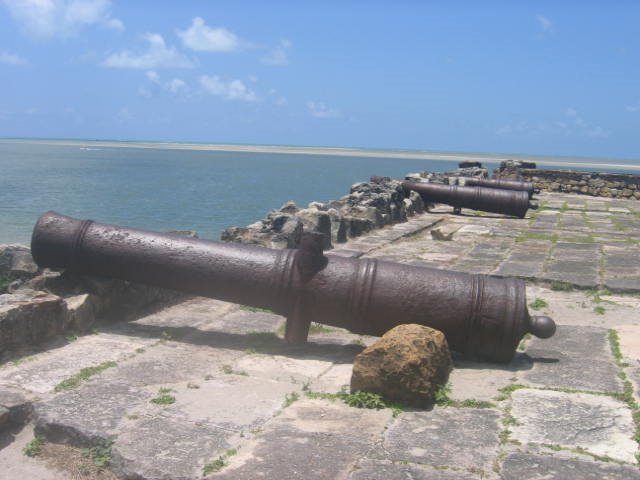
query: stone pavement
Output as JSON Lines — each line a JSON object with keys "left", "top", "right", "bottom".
{"left": 1, "top": 191, "right": 640, "bottom": 479}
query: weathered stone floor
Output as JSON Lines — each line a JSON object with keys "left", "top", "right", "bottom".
{"left": 1, "top": 191, "right": 640, "bottom": 479}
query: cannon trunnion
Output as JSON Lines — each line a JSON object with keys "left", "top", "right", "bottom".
{"left": 32, "top": 212, "right": 555, "bottom": 363}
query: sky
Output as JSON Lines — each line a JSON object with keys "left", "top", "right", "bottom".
{"left": 1, "top": 1, "right": 639, "bottom": 160}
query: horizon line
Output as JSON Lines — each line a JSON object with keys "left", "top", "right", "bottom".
{"left": 1, "top": 136, "right": 639, "bottom": 171}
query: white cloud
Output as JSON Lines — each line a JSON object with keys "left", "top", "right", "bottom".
{"left": 145, "top": 70, "right": 160, "bottom": 83}
{"left": 199, "top": 75, "right": 256, "bottom": 101}
{"left": 2, "top": 0, "right": 124, "bottom": 39}
{"left": 307, "top": 101, "right": 341, "bottom": 118}
{"left": 0, "top": 51, "right": 28, "bottom": 65}
{"left": 626, "top": 103, "right": 640, "bottom": 113}
{"left": 165, "top": 78, "right": 186, "bottom": 93}
{"left": 261, "top": 39, "right": 291, "bottom": 66}
{"left": 102, "top": 33, "right": 195, "bottom": 69}
{"left": 536, "top": 14, "right": 552, "bottom": 33}
{"left": 143, "top": 71, "right": 188, "bottom": 95}
{"left": 177, "top": 17, "right": 240, "bottom": 52}
{"left": 496, "top": 108, "right": 610, "bottom": 139}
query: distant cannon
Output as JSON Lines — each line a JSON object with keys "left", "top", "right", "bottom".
{"left": 459, "top": 177, "right": 536, "bottom": 198}
{"left": 400, "top": 181, "right": 537, "bottom": 218}
{"left": 31, "top": 212, "right": 555, "bottom": 363}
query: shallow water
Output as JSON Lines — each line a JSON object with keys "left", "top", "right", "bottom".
{"left": 0, "top": 140, "right": 488, "bottom": 244}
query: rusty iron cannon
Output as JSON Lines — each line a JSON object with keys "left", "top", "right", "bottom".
{"left": 458, "top": 177, "right": 536, "bottom": 198}
{"left": 31, "top": 212, "right": 555, "bottom": 363}
{"left": 401, "top": 181, "right": 537, "bottom": 218}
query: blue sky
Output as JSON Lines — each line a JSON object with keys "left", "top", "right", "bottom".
{"left": 1, "top": 1, "right": 639, "bottom": 159}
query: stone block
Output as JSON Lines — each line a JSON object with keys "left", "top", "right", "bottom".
{"left": 349, "top": 459, "right": 479, "bottom": 480}
{"left": 111, "top": 416, "right": 232, "bottom": 480}
{"left": 501, "top": 452, "right": 640, "bottom": 480}
{"left": 0, "top": 289, "right": 68, "bottom": 350}
{"left": 522, "top": 326, "right": 621, "bottom": 392}
{"left": 510, "top": 389, "right": 638, "bottom": 463}
{"left": 213, "top": 399, "right": 391, "bottom": 480}
{"left": 383, "top": 409, "right": 500, "bottom": 472}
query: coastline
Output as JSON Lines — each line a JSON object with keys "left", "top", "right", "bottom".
{"left": 2, "top": 138, "right": 639, "bottom": 172}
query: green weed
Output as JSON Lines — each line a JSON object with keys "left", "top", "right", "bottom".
{"left": 23, "top": 436, "right": 45, "bottom": 457}
{"left": 550, "top": 281, "right": 573, "bottom": 291}
{"left": 528, "top": 298, "right": 549, "bottom": 310}
{"left": 203, "top": 448, "right": 238, "bottom": 475}
{"left": 150, "top": 387, "right": 176, "bottom": 405}
{"left": 494, "top": 384, "right": 526, "bottom": 402}
{"left": 82, "top": 439, "right": 113, "bottom": 470}
{"left": 54, "top": 361, "right": 118, "bottom": 392}
{"left": 283, "top": 392, "right": 299, "bottom": 408}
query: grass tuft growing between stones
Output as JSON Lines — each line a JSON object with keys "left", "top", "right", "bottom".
{"left": 435, "top": 383, "right": 496, "bottom": 409}
{"left": 550, "top": 280, "right": 573, "bottom": 291}
{"left": 282, "top": 392, "right": 299, "bottom": 408}
{"left": 150, "top": 387, "right": 176, "bottom": 405}
{"left": 494, "top": 384, "right": 526, "bottom": 402}
{"left": 203, "top": 448, "right": 237, "bottom": 476}
{"left": 517, "top": 333, "right": 532, "bottom": 352}
{"left": 608, "top": 329, "right": 640, "bottom": 463}
{"left": 239, "top": 305, "right": 273, "bottom": 314}
{"left": 82, "top": 439, "right": 113, "bottom": 471}
{"left": 221, "top": 364, "right": 248, "bottom": 376}
{"left": 305, "top": 388, "right": 404, "bottom": 416}
{"left": 54, "top": 361, "right": 118, "bottom": 392}
{"left": 515, "top": 232, "right": 559, "bottom": 243}
{"left": 539, "top": 443, "right": 621, "bottom": 464}
{"left": 528, "top": 298, "right": 549, "bottom": 310}
{"left": 23, "top": 435, "right": 45, "bottom": 457}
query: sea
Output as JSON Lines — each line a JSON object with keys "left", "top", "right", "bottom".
{"left": 1, "top": 139, "right": 638, "bottom": 245}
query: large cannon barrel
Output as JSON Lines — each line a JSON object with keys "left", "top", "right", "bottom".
{"left": 401, "top": 181, "right": 535, "bottom": 218}
{"left": 459, "top": 177, "right": 535, "bottom": 198}
{"left": 31, "top": 212, "right": 555, "bottom": 363}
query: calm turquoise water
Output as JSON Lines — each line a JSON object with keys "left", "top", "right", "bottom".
{"left": 2, "top": 140, "right": 637, "bottom": 245}
{"left": 0, "top": 141, "right": 497, "bottom": 244}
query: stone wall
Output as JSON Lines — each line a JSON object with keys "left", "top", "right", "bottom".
{"left": 518, "top": 169, "right": 640, "bottom": 200}
{"left": 221, "top": 177, "right": 425, "bottom": 249}
{"left": 1, "top": 244, "right": 186, "bottom": 359}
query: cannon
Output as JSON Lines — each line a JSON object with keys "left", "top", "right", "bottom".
{"left": 458, "top": 177, "right": 536, "bottom": 198}
{"left": 31, "top": 212, "right": 555, "bottom": 363}
{"left": 401, "top": 181, "right": 536, "bottom": 218}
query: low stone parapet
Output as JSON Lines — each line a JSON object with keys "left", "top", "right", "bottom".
{"left": 519, "top": 169, "right": 640, "bottom": 199}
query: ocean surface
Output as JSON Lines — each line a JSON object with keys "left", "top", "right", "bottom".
{"left": 0, "top": 139, "right": 637, "bottom": 245}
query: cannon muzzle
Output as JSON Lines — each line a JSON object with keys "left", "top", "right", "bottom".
{"left": 459, "top": 177, "right": 536, "bottom": 198}
{"left": 32, "top": 212, "right": 555, "bottom": 363}
{"left": 401, "top": 181, "right": 535, "bottom": 218}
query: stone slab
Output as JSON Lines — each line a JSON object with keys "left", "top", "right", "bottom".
{"left": 604, "top": 277, "right": 640, "bottom": 293}
{"left": 349, "top": 459, "right": 480, "bottom": 480}
{"left": 449, "top": 355, "right": 529, "bottom": 402}
{"left": 382, "top": 408, "right": 500, "bottom": 473}
{"left": 522, "top": 326, "right": 622, "bottom": 392}
{"left": 493, "top": 261, "right": 542, "bottom": 278}
{"left": 0, "top": 333, "right": 154, "bottom": 394}
{"left": 111, "top": 416, "right": 233, "bottom": 480}
{"left": 510, "top": 389, "right": 637, "bottom": 463}
{"left": 501, "top": 452, "right": 640, "bottom": 480}
{"left": 213, "top": 398, "right": 391, "bottom": 480}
